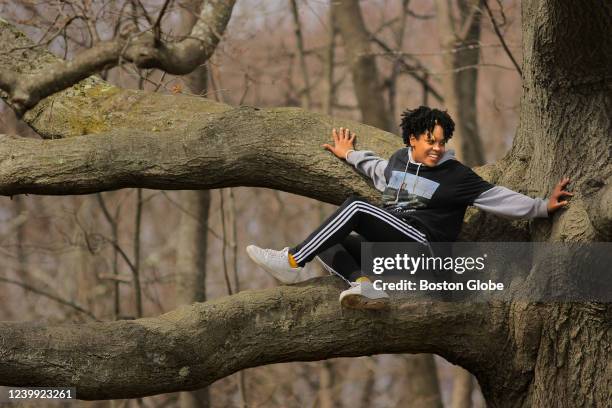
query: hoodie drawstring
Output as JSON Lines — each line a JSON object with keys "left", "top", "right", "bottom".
{"left": 412, "top": 163, "right": 422, "bottom": 195}
{"left": 394, "top": 149, "right": 422, "bottom": 203}
{"left": 394, "top": 158, "right": 411, "bottom": 203}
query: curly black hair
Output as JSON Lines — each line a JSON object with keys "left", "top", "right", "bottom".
{"left": 399, "top": 106, "right": 455, "bottom": 145}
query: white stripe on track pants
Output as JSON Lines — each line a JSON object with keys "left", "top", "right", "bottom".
{"left": 290, "top": 196, "right": 428, "bottom": 266}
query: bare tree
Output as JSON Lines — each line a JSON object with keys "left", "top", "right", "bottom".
{"left": 333, "top": 0, "right": 392, "bottom": 131}
{"left": 0, "top": 1, "right": 610, "bottom": 407}
{"left": 398, "top": 354, "right": 443, "bottom": 408}
{"left": 0, "top": 0, "right": 236, "bottom": 115}
{"left": 435, "top": 0, "right": 485, "bottom": 166}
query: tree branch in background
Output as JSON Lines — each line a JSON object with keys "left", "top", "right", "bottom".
{"left": 482, "top": 0, "right": 522, "bottom": 77}
{"left": 333, "top": 0, "right": 392, "bottom": 131}
{"left": 153, "top": 0, "right": 173, "bottom": 42}
{"left": 289, "top": 0, "right": 312, "bottom": 110}
{"left": 371, "top": 35, "right": 444, "bottom": 103}
{"left": 0, "top": 276, "right": 99, "bottom": 321}
{"left": 0, "top": 0, "right": 236, "bottom": 116}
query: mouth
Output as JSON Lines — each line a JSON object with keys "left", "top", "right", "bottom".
{"left": 427, "top": 153, "right": 441, "bottom": 161}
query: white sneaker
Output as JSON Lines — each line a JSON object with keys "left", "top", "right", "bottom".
{"left": 246, "top": 245, "right": 303, "bottom": 283}
{"left": 339, "top": 281, "right": 390, "bottom": 310}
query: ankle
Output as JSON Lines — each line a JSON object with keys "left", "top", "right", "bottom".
{"left": 288, "top": 252, "right": 299, "bottom": 268}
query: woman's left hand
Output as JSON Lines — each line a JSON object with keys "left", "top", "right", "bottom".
{"left": 547, "top": 177, "right": 574, "bottom": 214}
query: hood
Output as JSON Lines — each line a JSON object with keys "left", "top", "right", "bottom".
{"left": 408, "top": 147, "right": 456, "bottom": 166}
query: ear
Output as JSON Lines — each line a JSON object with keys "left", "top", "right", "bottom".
{"left": 409, "top": 134, "right": 417, "bottom": 147}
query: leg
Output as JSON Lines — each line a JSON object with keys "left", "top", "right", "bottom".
{"left": 245, "top": 196, "right": 428, "bottom": 304}
{"left": 291, "top": 196, "right": 427, "bottom": 266}
{"left": 316, "top": 233, "right": 365, "bottom": 284}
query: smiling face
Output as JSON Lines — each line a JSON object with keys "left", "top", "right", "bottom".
{"left": 408, "top": 124, "right": 447, "bottom": 167}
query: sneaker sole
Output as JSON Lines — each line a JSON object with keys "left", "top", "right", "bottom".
{"left": 340, "top": 294, "right": 390, "bottom": 310}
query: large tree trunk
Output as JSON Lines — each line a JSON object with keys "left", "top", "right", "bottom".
{"left": 435, "top": 0, "right": 485, "bottom": 166}
{"left": 0, "top": 1, "right": 610, "bottom": 405}
{"left": 464, "top": 1, "right": 612, "bottom": 406}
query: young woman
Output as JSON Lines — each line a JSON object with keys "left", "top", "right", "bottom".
{"left": 246, "top": 106, "right": 573, "bottom": 309}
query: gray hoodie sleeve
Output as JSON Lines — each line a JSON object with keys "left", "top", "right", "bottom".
{"left": 473, "top": 186, "right": 549, "bottom": 219}
{"left": 345, "top": 150, "right": 388, "bottom": 192}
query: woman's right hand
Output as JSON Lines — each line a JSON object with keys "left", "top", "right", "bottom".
{"left": 322, "top": 127, "right": 356, "bottom": 160}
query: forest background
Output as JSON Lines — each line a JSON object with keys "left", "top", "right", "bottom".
{"left": 1, "top": 0, "right": 529, "bottom": 407}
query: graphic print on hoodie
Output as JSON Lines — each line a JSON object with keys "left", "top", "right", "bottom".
{"left": 381, "top": 148, "right": 494, "bottom": 242}
{"left": 383, "top": 171, "right": 440, "bottom": 210}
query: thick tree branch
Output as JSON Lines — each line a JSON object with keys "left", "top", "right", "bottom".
{"left": 0, "top": 105, "right": 400, "bottom": 201}
{"left": 0, "top": 277, "right": 503, "bottom": 400}
{"left": 0, "top": 0, "right": 236, "bottom": 115}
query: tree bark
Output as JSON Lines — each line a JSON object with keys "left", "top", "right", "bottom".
{"left": 318, "top": 360, "right": 336, "bottom": 408}
{"left": 0, "top": 107, "right": 399, "bottom": 202}
{"left": 289, "top": 0, "right": 312, "bottom": 110}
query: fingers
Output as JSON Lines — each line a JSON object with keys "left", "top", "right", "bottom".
{"left": 558, "top": 177, "right": 571, "bottom": 188}
{"left": 332, "top": 127, "right": 356, "bottom": 149}
{"left": 333, "top": 127, "right": 354, "bottom": 138}
{"left": 553, "top": 178, "right": 573, "bottom": 200}
{"left": 340, "top": 127, "right": 348, "bottom": 140}
{"left": 548, "top": 200, "right": 567, "bottom": 213}
{"left": 322, "top": 143, "right": 332, "bottom": 152}
{"left": 552, "top": 200, "right": 569, "bottom": 211}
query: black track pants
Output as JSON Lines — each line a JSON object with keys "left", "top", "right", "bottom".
{"left": 289, "top": 196, "right": 428, "bottom": 268}
{"left": 315, "top": 233, "right": 365, "bottom": 283}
